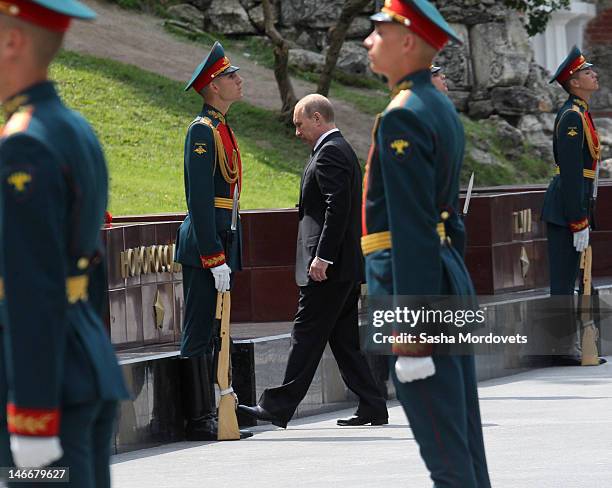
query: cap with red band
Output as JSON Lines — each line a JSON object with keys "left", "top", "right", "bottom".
{"left": 185, "top": 41, "right": 240, "bottom": 92}
{"left": 0, "top": 0, "right": 95, "bottom": 33}
{"left": 550, "top": 45, "right": 593, "bottom": 85}
{"left": 370, "top": 0, "right": 462, "bottom": 50}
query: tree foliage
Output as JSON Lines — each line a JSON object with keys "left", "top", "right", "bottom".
{"left": 503, "top": 0, "right": 571, "bottom": 36}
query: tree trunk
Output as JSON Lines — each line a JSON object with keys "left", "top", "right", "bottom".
{"left": 317, "top": 0, "right": 371, "bottom": 96}
{"left": 262, "top": 0, "right": 297, "bottom": 123}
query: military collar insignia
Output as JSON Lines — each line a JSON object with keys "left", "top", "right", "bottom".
{"left": 206, "top": 108, "right": 226, "bottom": 125}
{"left": 572, "top": 97, "right": 588, "bottom": 111}
{"left": 390, "top": 81, "right": 413, "bottom": 99}
{"left": 2, "top": 94, "right": 29, "bottom": 120}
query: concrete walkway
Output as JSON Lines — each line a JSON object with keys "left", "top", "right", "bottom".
{"left": 111, "top": 358, "right": 612, "bottom": 487}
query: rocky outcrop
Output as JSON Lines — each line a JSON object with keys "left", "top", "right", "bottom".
{"left": 173, "top": 0, "right": 564, "bottom": 120}
{"left": 170, "top": 0, "right": 612, "bottom": 173}
{"left": 288, "top": 48, "right": 325, "bottom": 73}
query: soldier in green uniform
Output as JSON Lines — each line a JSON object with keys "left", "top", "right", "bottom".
{"left": 543, "top": 46, "right": 600, "bottom": 293}
{"left": 0, "top": 1, "right": 129, "bottom": 485}
{"left": 362, "top": 1, "right": 491, "bottom": 486}
{"left": 430, "top": 64, "right": 448, "bottom": 93}
{"left": 541, "top": 46, "right": 604, "bottom": 366}
{"left": 175, "top": 41, "right": 251, "bottom": 440}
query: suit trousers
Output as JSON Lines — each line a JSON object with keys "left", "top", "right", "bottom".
{"left": 259, "top": 280, "right": 387, "bottom": 423}
{"left": 392, "top": 355, "right": 491, "bottom": 488}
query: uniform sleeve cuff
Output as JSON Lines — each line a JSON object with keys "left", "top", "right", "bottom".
{"left": 569, "top": 218, "right": 588, "bottom": 232}
{"left": 201, "top": 253, "right": 226, "bottom": 269}
{"left": 317, "top": 257, "right": 333, "bottom": 265}
{"left": 391, "top": 340, "right": 434, "bottom": 357}
{"left": 7, "top": 403, "right": 60, "bottom": 436}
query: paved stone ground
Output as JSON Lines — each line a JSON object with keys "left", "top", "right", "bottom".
{"left": 111, "top": 358, "right": 612, "bottom": 487}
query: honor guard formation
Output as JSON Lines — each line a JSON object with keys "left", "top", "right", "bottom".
{"left": 0, "top": 0, "right": 608, "bottom": 486}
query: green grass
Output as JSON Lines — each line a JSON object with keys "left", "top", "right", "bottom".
{"left": 48, "top": 50, "right": 550, "bottom": 216}
{"left": 461, "top": 115, "right": 550, "bottom": 186}
{"left": 50, "top": 51, "right": 309, "bottom": 214}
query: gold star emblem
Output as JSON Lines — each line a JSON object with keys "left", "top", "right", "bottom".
{"left": 390, "top": 139, "right": 410, "bottom": 156}
{"left": 7, "top": 172, "right": 32, "bottom": 192}
{"left": 567, "top": 128, "right": 578, "bottom": 137}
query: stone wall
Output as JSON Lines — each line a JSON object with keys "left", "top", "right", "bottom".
{"left": 166, "top": 0, "right": 612, "bottom": 170}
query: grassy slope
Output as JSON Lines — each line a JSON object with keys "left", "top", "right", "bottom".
{"left": 51, "top": 51, "right": 309, "bottom": 215}
{"left": 103, "top": 0, "right": 551, "bottom": 195}
{"left": 50, "top": 48, "right": 549, "bottom": 215}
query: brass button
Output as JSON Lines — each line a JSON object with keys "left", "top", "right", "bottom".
{"left": 441, "top": 211, "right": 450, "bottom": 221}
{"left": 77, "top": 257, "right": 89, "bottom": 270}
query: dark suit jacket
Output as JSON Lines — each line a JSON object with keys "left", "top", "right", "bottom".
{"left": 295, "top": 131, "right": 365, "bottom": 287}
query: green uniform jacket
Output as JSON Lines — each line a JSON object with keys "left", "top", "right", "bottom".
{"left": 0, "top": 82, "right": 128, "bottom": 437}
{"left": 175, "top": 104, "right": 242, "bottom": 271}
{"left": 541, "top": 95, "right": 600, "bottom": 232}
{"left": 362, "top": 70, "right": 474, "bottom": 356}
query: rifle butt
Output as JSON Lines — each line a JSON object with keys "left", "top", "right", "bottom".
{"left": 217, "top": 395, "right": 240, "bottom": 440}
{"left": 581, "top": 325, "right": 600, "bottom": 366}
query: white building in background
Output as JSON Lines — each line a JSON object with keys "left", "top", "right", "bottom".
{"left": 530, "top": 1, "right": 596, "bottom": 74}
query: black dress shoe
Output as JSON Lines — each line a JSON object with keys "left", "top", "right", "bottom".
{"left": 186, "top": 417, "right": 254, "bottom": 440}
{"left": 337, "top": 415, "right": 388, "bottom": 426}
{"left": 550, "top": 355, "right": 582, "bottom": 366}
{"left": 237, "top": 404, "right": 288, "bottom": 428}
{"left": 551, "top": 355, "right": 607, "bottom": 366}
{"left": 239, "top": 429, "right": 254, "bottom": 439}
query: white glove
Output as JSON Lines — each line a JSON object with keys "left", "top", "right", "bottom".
{"left": 395, "top": 356, "right": 436, "bottom": 383}
{"left": 210, "top": 263, "right": 231, "bottom": 292}
{"left": 573, "top": 227, "right": 589, "bottom": 253}
{"left": 10, "top": 435, "right": 63, "bottom": 468}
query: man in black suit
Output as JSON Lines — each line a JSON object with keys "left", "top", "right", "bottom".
{"left": 238, "top": 94, "right": 387, "bottom": 428}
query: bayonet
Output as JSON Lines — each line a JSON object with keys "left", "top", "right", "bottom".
{"left": 231, "top": 183, "right": 239, "bottom": 232}
{"left": 462, "top": 172, "right": 475, "bottom": 216}
{"left": 590, "top": 163, "right": 600, "bottom": 230}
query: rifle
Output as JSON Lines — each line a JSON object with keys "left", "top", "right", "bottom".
{"left": 579, "top": 246, "right": 599, "bottom": 366}
{"left": 578, "top": 158, "right": 601, "bottom": 366}
{"left": 215, "top": 291, "right": 240, "bottom": 439}
{"left": 461, "top": 172, "right": 475, "bottom": 218}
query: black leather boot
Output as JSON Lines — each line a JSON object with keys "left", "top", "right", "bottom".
{"left": 180, "top": 355, "right": 218, "bottom": 441}
{"left": 180, "top": 355, "right": 253, "bottom": 440}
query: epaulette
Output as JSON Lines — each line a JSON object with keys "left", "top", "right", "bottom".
{"left": 556, "top": 106, "right": 601, "bottom": 160}
{"left": 386, "top": 89, "right": 412, "bottom": 112}
{"left": 188, "top": 115, "right": 238, "bottom": 184}
{"left": 0, "top": 107, "right": 33, "bottom": 139}
{"left": 555, "top": 107, "right": 582, "bottom": 138}
{"left": 188, "top": 116, "right": 216, "bottom": 131}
